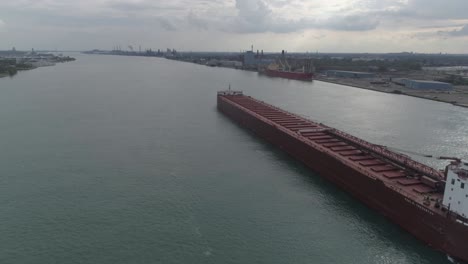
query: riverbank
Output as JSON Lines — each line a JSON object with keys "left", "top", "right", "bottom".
{"left": 0, "top": 66, "right": 33, "bottom": 78}
{"left": 316, "top": 77, "right": 468, "bottom": 108}
{"left": 0, "top": 53, "right": 75, "bottom": 78}
{"left": 80, "top": 51, "right": 468, "bottom": 108}
{"left": 167, "top": 55, "right": 468, "bottom": 108}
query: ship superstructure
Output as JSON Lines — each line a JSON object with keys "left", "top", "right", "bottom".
{"left": 217, "top": 89, "right": 468, "bottom": 262}
{"left": 443, "top": 162, "right": 468, "bottom": 218}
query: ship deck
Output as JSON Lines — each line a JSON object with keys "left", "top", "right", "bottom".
{"left": 219, "top": 94, "right": 448, "bottom": 216}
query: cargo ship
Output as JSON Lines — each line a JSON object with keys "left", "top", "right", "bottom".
{"left": 263, "top": 67, "right": 314, "bottom": 81}
{"left": 217, "top": 89, "right": 468, "bottom": 262}
{"left": 260, "top": 52, "right": 314, "bottom": 81}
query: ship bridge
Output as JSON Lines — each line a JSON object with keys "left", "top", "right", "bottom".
{"left": 443, "top": 161, "right": 468, "bottom": 218}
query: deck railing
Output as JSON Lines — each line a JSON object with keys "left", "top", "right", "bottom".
{"left": 328, "top": 128, "right": 444, "bottom": 180}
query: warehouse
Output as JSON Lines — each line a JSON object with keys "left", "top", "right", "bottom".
{"left": 405, "top": 79, "right": 453, "bottom": 90}
{"left": 326, "top": 70, "right": 376, "bottom": 79}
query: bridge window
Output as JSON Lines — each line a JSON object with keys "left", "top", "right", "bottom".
{"left": 462, "top": 183, "right": 465, "bottom": 189}
{"left": 452, "top": 179, "right": 455, "bottom": 185}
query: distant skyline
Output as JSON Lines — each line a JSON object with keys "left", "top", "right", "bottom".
{"left": 1, "top": 0, "right": 468, "bottom": 53}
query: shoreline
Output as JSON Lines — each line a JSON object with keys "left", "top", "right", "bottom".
{"left": 0, "top": 67, "right": 36, "bottom": 79}
{"left": 15, "top": 52, "right": 468, "bottom": 109}
{"left": 166, "top": 55, "right": 468, "bottom": 109}
{"left": 84, "top": 53, "right": 468, "bottom": 109}
{"left": 315, "top": 77, "right": 468, "bottom": 109}
{"left": 0, "top": 54, "right": 75, "bottom": 79}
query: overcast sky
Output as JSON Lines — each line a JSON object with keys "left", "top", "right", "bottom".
{"left": 1, "top": 0, "right": 468, "bottom": 53}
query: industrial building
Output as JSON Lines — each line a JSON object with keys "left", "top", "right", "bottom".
{"left": 395, "top": 79, "right": 453, "bottom": 90}
{"left": 242, "top": 50, "right": 273, "bottom": 67}
{"left": 326, "top": 70, "right": 376, "bottom": 79}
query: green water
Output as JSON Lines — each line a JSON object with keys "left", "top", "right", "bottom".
{"left": 1, "top": 54, "right": 467, "bottom": 263}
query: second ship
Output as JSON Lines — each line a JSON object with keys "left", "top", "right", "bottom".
{"left": 260, "top": 50, "right": 314, "bottom": 81}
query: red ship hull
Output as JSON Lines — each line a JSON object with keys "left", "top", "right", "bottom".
{"left": 217, "top": 92, "right": 468, "bottom": 262}
{"left": 263, "top": 69, "right": 314, "bottom": 81}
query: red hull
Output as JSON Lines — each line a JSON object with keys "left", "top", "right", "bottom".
{"left": 217, "top": 92, "right": 468, "bottom": 262}
{"left": 264, "top": 69, "right": 314, "bottom": 81}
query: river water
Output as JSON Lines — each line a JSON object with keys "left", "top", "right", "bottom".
{"left": 1, "top": 54, "right": 467, "bottom": 264}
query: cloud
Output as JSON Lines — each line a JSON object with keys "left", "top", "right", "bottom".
{"left": 107, "top": 1, "right": 158, "bottom": 12}
{"left": 373, "top": 0, "right": 468, "bottom": 24}
{"left": 224, "top": 0, "right": 272, "bottom": 33}
{"left": 322, "top": 14, "right": 380, "bottom": 31}
{"left": 0, "top": 0, "right": 390, "bottom": 35}
{"left": 2, "top": 0, "right": 468, "bottom": 52}
{"left": 438, "top": 25, "right": 468, "bottom": 37}
{"left": 402, "top": 0, "right": 468, "bottom": 20}
{"left": 0, "top": 19, "right": 5, "bottom": 32}
{"left": 186, "top": 12, "right": 208, "bottom": 30}
{"left": 156, "top": 17, "right": 177, "bottom": 31}
{"left": 218, "top": 0, "right": 380, "bottom": 33}
{"left": 106, "top": 1, "right": 186, "bottom": 13}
